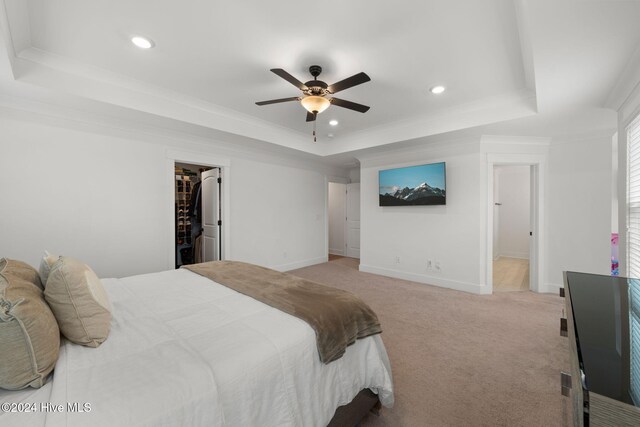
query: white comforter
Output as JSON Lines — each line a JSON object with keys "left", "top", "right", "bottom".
{"left": 0, "top": 268, "right": 394, "bottom": 427}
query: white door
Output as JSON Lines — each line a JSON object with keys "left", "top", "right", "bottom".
{"left": 529, "top": 165, "right": 538, "bottom": 291}
{"left": 493, "top": 168, "right": 500, "bottom": 260}
{"left": 201, "top": 168, "right": 221, "bottom": 262}
{"left": 346, "top": 183, "right": 360, "bottom": 258}
{"left": 328, "top": 183, "right": 347, "bottom": 256}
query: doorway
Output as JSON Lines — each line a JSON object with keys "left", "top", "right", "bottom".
{"left": 486, "top": 154, "right": 545, "bottom": 294}
{"left": 327, "top": 182, "right": 360, "bottom": 262}
{"left": 174, "top": 162, "right": 222, "bottom": 268}
{"left": 492, "top": 165, "right": 531, "bottom": 292}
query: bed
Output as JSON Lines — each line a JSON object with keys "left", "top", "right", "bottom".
{"left": 0, "top": 264, "right": 394, "bottom": 427}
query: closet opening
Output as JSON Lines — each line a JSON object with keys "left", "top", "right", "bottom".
{"left": 174, "top": 162, "right": 222, "bottom": 268}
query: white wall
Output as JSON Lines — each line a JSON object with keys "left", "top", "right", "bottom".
{"left": 359, "top": 139, "right": 484, "bottom": 294}
{"left": 328, "top": 182, "right": 346, "bottom": 255}
{"left": 229, "top": 158, "right": 328, "bottom": 270}
{"left": 0, "top": 109, "right": 347, "bottom": 278}
{"left": 348, "top": 167, "right": 360, "bottom": 183}
{"left": 495, "top": 165, "right": 530, "bottom": 259}
{"left": 546, "top": 135, "right": 612, "bottom": 286}
{"left": 358, "top": 135, "right": 613, "bottom": 294}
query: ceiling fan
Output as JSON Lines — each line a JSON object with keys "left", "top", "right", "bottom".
{"left": 256, "top": 65, "right": 371, "bottom": 141}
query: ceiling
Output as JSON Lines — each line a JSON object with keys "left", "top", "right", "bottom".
{"left": 0, "top": 0, "right": 639, "bottom": 162}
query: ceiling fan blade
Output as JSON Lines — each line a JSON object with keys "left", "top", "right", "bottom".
{"left": 255, "top": 97, "right": 300, "bottom": 106}
{"left": 271, "top": 69, "right": 308, "bottom": 91}
{"left": 327, "top": 72, "right": 371, "bottom": 94}
{"left": 306, "top": 111, "right": 316, "bottom": 122}
{"left": 330, "top": 97, "right": 370, "bottom": 113}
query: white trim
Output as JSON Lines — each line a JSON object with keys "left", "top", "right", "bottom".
{"left": 359, "top": 264, "right": 490, "bottom": 295}
{"left": 484, "top": 152, "right": 547, "bottom": 294}
{"left": 274, "top": 256, "right": 328, "bottom": 272}
{"left": 539, "top": 282, "right": 563, "bottom": 295}
{"left": 606, "top": 41, "right": 640, "bottom": 112}
{"left": 329, "top": 249, "right": 345, "bottom": 256}
{"left": 165, "top": 149, "right": 231, "bottom": 270}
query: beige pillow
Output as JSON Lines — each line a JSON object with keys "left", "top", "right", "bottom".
{"left": 0, "top": 258, "right": 60, "bottom": 390}
{"left": 38, "top": 250, "right": 59, "bottom": 286}
{"left": 45, "top": 257, "right": 111, "bottom": 347}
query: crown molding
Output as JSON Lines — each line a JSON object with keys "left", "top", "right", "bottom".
{"left": 606, "top": 41, "right": 640, "bottom": 113}
{"left": 326, "top": 89, "right": 538, "bottom": 156}
{"left": 0, "top": 90, "right": 350, "bottom": 176}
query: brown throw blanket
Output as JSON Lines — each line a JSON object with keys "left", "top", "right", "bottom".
{"left": 184, "top": 261, "right": 382, "bottom": 363}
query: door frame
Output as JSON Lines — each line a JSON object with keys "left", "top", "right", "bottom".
{"left": 166, "top": 150, "right": 231, "bottom": 270}
{"left": 485, "top": 153, "right": 546, "bottom": 293}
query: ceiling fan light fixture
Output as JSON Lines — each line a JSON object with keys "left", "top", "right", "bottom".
{"left": 301, "top": 96, "right": 331, "bottom": 114}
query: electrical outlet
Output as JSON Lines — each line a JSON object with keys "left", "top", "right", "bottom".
{"left": 427, "top": 259, "right": 433, "bottom": 270}
{"left": 435, "top": 261, "right": 441, "bottom": 272}
{"left": 395, "top": 256, "right": 401, "bottom": 264}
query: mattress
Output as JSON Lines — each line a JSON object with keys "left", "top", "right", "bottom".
{"left": 0, "top": 268, "right": 394, "bottom": 427}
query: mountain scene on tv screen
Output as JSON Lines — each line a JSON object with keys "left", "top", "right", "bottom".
{"left": 380, "top": 181, "right": 445, "bottom": 206}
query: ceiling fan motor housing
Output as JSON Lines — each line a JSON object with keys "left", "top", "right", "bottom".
{"left": 303, "top": 65, "right": 330, "bottom": 96}
{"left": 303, "top": 81, "right": 329, "bottom": 96}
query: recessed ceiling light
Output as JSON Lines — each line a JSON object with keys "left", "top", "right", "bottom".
{"left": 329, "top": 119, "right": 339, "bottom": 126}
{"left": 328, "top": 133, "right": 334, "bottom": 138}
{"left": 131, "top": 36, "right": 154, "bottom": 49}
{"left": 430, "top": 85, "right": 446, "bottom": 94}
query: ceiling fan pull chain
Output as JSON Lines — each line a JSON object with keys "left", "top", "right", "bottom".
{"left": 313, "top": 115, "right": 317, "bottom": 143}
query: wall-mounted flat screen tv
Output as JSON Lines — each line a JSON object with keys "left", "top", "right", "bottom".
{"left": 379, "top": 162, "right": 446, "bottom": 206}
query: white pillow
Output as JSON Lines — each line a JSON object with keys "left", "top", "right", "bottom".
{"left": 38, "top": 250, "right": 58, "bottom": 286}
{"left": 44, "top": 257, "right": 111, "bottom": 347}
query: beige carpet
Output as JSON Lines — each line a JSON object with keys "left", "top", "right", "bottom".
{"left": 493, "top": 257, "right": 530, "bottom": 292}
{"left": 290, "top": 258, "right": 571, "bottom": 427}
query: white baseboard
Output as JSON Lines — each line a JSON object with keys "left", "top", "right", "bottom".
{"left": 274, "top": 256, "right": 328, "bottom": 272}
{"left": 329, "top": 248, "right": 345, "bottom": 256}
{"left": 359, "top": 264, "right": 490, "bottom": 295}
{"left": 539, "top": 282, "right": 563, "bottom": 295}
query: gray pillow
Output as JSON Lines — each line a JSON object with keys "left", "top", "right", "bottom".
{"left": 44, "top": 257, "right": 111, "bottom": 347}
{"left": 0, "top": 258, "right": 60, "bottom": 390}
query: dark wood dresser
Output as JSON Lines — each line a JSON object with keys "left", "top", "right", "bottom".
{"left": 563, "top": 271, "right": 640, "bottom": 426}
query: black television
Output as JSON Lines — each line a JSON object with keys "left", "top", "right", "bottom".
{"left": 379, "top": 162, "right": 446, "bottom": 206}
